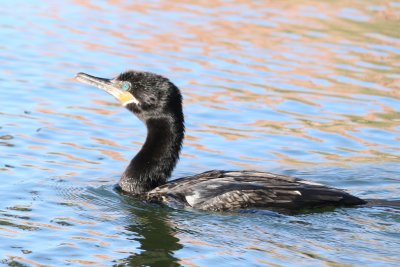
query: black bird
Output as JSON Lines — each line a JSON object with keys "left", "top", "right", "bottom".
{"left": 76, "top": 71, "right": 367, "bottom": 213}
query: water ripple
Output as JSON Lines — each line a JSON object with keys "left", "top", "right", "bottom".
{"left": 0, "top": 0, "right": 399, "bottom": 266}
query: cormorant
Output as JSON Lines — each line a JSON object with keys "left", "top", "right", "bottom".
{"left": 76, "top": 71, "right": 367, "bottom": 212}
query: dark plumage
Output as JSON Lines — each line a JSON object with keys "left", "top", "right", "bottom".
{"left": 147, "top": 170, "right": 365, "bottom": 212}
{"left": 76, "top": 70, "right": 367, "bottom": 213}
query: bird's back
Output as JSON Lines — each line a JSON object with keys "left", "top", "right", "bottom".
{"left": 147, "top": 170, "right": 366, "bottom": 212}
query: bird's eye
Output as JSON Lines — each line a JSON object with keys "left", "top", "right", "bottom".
{"left": 121, "top": 82, "right": 131, "bottom": 91}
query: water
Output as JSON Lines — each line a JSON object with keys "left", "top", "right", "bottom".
{"left": 1, "top": 0, "right": 399, "bottom": 266}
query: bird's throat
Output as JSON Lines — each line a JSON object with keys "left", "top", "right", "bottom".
{"left": 119, "top": 117, "right": 184, "bottom": 194}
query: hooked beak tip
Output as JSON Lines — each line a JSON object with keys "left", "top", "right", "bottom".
{"left": 75, "top": 72, "right": 139, "bottom": 106}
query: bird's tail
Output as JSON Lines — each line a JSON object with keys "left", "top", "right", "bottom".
{"left": 364, "top": 199, "right": 400, "bottom": 208}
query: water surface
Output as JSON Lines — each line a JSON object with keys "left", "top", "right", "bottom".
{"left": 0, "top": 1, "right": 400, "bottom": 266}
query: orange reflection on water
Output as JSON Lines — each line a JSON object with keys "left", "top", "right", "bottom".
{"left": 26, "top": 0, "right": 400, "bottom": 168}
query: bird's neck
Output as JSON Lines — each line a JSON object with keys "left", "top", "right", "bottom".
{"left": 119, "top": 116, "right": 184, "bottom": 194}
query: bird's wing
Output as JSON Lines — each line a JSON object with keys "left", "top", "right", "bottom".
{"left": 148, "top": 170, "right": 365, "bottom": 211}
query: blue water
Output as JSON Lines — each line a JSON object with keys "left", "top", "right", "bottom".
{"left": 1, "top": 1, "right": 399, "bottom": 266}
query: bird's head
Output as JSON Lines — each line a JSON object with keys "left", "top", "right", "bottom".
{"left": 76, "top": 70, "right": 183, "bottom": 122}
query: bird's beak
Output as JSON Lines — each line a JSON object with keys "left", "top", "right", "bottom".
{"left": 75, "top": 72, "right": 139, "bottom": 106}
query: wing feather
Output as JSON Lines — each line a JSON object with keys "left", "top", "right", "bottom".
{"left": 147, "top": 170, "right": 366, "bottom": 211}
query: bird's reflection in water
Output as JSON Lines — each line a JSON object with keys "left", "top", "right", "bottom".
{"left": 116, "top": 201, "right": 182, "bottom": 267}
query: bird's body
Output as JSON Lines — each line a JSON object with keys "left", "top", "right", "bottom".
{"left": 147, "top": 170, "right": 365, "bottom": 212}
{"left": 76, "top": 70, "right": 367, "bottom": 213}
